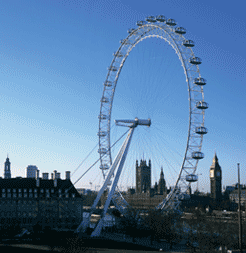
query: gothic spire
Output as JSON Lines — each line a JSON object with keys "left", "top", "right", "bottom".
{"left": 160, "top": 166, "right": 164, "bottom": 178}
{"left": 4, "top": 155, "right": 11, "bottom": 179}
{"left": 212, "top": 152, "right": 219, "bottom": 166}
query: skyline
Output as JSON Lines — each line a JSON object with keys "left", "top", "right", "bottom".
{"left": 0, "top": 0, "right": 245, "bottom": 193}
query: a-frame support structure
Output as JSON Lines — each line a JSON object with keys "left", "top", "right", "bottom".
{"left": 76, "top": 118, "right": 151, "bottom": 237}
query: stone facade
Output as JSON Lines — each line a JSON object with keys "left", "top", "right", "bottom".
{"left": 136, "top": 159, "right": 151, "bottom": 193}
{"left": 125, "top": 161, "right": 167, "bottom": 209}
{"left": 0, "top": 176, "right": 83, "bottom": 228}
{"left": 124, "top": 191, "right": 167, "bottom": 209}
{"left": 229, "top": 188, "right": 246, "bottom": 207}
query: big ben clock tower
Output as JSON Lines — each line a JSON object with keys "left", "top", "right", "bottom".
{"left": 210, "top": 153, "right": 222, "bottom": 199}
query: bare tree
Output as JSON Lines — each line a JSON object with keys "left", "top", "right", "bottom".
{"left": 184, "top": 209, "right": 242, "bottom": 252}
{"left": 117, "top": 207, "right": 140, "bottom": 242}
{"left": 143, "top": 209, "right": 182, "bottom": 248}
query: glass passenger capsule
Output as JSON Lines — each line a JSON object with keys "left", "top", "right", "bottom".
{"left": 183, "top": 40, "right": 195, "bottom": 47}
{"left": 196, "top": 101, "right": 209, "bottom": 109}
{"left": 166, "top": 19, "right": 176, "bottom": 26}
{"left": 195, "top": 126, "right": 208, "bottom": 135}
{"left": 192, "top": 151, "right": 204, "bottom": 160}
{"left": 128, "top": 28, "right": 136, "bottom": 34}
{"left": 175, "top": 27, "right": 186, "bottom": 34}
{"left": 113, "top": 52, "right": 124, "bottom": 58}
{"left": 101, "top": 97, "right": 109, "bottom": 103}
{"left": 186, "top": 174, "right": 198, "bottom": 182}
{"left": 108, "top": 66, "right": 117, "bottom": 71}
{"left": 194, "top": 77, "right": 206, "bottom": 86}
{"left": 146, "top": 16, "right": 156, "bottom": 22}
{"left": 190, "top": 57, "right": 202, "bottom": 65}
{"left": 136, "top": 21, "right": 146, "bottom": 26}
{"left": 156, "top": 15, "right": 166, "bottom": 22}
{"left": 120, "top": 39, "right": 131, "bottom": 45}
{"left": 104, "top": 81, "right": 113, "bottom": 87}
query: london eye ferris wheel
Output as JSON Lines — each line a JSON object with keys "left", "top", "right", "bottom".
{"left": 97, "top": 15, "right": 208, "bottom": 212}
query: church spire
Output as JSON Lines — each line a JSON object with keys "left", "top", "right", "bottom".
{"left": 160, "top": 167, "right": 164, "bottom": 178}
{"left": 158, "top": 166, "right": 166, "bottom": 195}
{"left": 4, "top": 155, "right": 11, "bottom": 179}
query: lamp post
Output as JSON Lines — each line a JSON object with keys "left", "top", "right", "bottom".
{"left": 238, "top": 163, "right": 242, "bottom": 253}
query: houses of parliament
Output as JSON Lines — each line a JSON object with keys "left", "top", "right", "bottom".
{"left": 124, "top": 159, "right": 168, "bottom": 209}
{"left": 125, "top": 153, "right": 224, "bottom": 209}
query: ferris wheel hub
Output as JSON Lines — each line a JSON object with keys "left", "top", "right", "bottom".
{"left": 115, "top": 118, "right": 151, "bottom": 128}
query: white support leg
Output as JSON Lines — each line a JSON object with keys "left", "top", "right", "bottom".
{"left": 76, "top": 118, "right": 151, "bottom": 235}
{"left": 91, "top": 127, "right": 135, "bottom": 237}
{"left": 76, "top": 128, "right": 131, "bottom": 233}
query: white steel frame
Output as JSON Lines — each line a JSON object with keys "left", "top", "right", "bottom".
{"left": 98, "top": 16, "right": 208, "bottom": 212}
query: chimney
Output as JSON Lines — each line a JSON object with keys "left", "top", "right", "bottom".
{"left": 42, "top": 173, "right": 49, "bottom": 180}
{"left": 65, "top": 171, "right": 71, "bottom": 180}
{"left": 54, "top": 170, "right": 57, "bottom": 179}
{"left": 36, "top": 170, "right": 40, "bottom": 179}
{"left": 51, "top": 173, "right": 54, "bottom": 180}
{"left": 36, "top": 170, "right": 40, "bottom": 187}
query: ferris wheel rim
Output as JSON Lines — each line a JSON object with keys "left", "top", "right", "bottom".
{"left": 98, "top": 17, "right": 207, "bottom": 211}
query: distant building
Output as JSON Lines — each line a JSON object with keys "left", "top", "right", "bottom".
{"left": 124, "top": 160, "right": 168, "bottom": 209}
{"left": 223, "top": 186, "right": 236, "bottom": 199}
{"left": 180, "top": 154, "right": 241, "bottom": 211}
{"left": 136, "top": 159, "right": 151, "bottom": 193}
{"left": 229, "top": 186, "right": 246, "bottom": 208}
{"left": 224, "top": 186, "right": 236, "bottom": 194}
{"left": 42, "top": 173, "right": 49, "bottom": 180}
{"left": 158, "top": 167, "right": 166, "bottom": 195}
{"left": 76, "top": 188, "right": 85, "bottom": 195}
{"left": 76, "top": 188, "right": 90, "bottom": 195}
{"left": 4, "top": 156, "right": 11, "bottom": 179}
{"left": 0, "top": 170, "right": 82, "bottom": 229}
{"left": 26, "top": 165, "right": 38, "bottom": 178}
{"left": 210, "top": 153, "right": 222, "bottom": 199}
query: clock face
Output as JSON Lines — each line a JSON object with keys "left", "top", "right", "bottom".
{"left": 216, "top": 171, "right": 220, "bottom": 177}
{"left": 210, "top": 170, "right": 214, "bottom": 178}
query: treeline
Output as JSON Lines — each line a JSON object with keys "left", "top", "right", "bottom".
{"left": 109, "top": 207, "right": 246, "bottom": 252}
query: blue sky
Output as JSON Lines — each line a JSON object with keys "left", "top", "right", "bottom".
{"left": 0, "top": 0, "right": 245, "bottom": 193}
